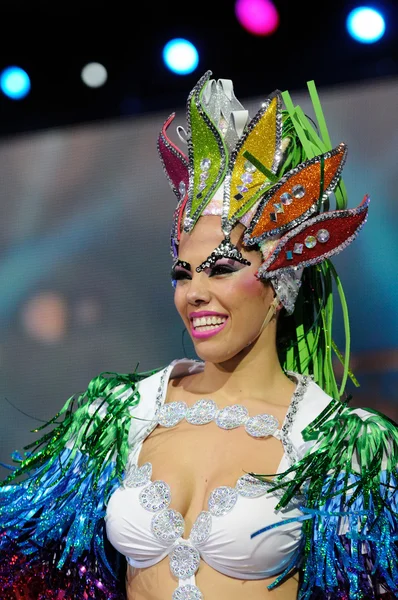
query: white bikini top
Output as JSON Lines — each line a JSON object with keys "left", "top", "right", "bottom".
{"left": 105, "top": 358, "right": 333, "bottom": 599}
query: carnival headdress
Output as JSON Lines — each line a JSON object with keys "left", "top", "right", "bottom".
{"left": 157, "top": 70, "right": 369, "bottom": 399}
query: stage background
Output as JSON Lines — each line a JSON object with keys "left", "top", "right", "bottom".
{"left": 1, "top": 76, "right": 397, "bottom": 475}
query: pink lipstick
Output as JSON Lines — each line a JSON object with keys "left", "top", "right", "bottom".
{"left": 190, "top": 316, "right": 229, "bottom": 339}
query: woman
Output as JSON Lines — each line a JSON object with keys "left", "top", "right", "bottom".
{"left": 1, "top": 71, "right": 397, "bottom": 600}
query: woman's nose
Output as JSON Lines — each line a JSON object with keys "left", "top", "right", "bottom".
{"left": 185, "top": 273, "right": 211, "bottom": 305}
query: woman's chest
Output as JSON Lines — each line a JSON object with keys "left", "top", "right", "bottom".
{"left": 137, "top": 418, "right": 286, "bottom": 523}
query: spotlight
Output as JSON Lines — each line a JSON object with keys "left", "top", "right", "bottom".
{"left": 346, "top": 6, "right": 386, "bottom": 44}
{"left": 81, "top": 62, "right": 108, "bottom": 88}
{"left": 162, "top": 38, "right": 199, "bottom": 75}
{"left": 0, "top": 66, "right": 31, "bottom": 100}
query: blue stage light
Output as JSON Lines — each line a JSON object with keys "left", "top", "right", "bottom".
{"left": 162, "top": 38, "right": 199, "bottom": 75}
{"left": 0, "top": 66, "right": 31, "bottom": 99}
{"left": 346, "top": 6, "right": 386, "bottom": 44}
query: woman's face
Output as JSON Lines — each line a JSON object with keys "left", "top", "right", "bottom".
{"left": 172, "top": 216, "right": 276, "bottom": 364}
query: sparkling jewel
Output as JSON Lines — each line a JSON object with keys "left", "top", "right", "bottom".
{"left": 241, "top": 172, "right": 253, "bottom": 184}
{"left": 280, "top": 192, "right": 293, "bottom": 205}
{"left": 270, "top": 212, "right": 277, "bottom": 222}
{"left": 317, "top": 228, "right": 330, "bottom": 243}
{"left": 292, "top": 184, "right": 305, "bottom": 198}
{"left": 172, "top": 585, "right": 203, "bottom": 600}
{"left": 139, "top": 481, "right": 171, "bottom": 512}
{"left": 244, "top": 159, "right": 256, "bottom": 173}
{"left": 158, "top": 401, "right": 188, "bottom": 427}
{"left": 169, "top": 543, "right": 200, "bottom": 578}
{"left": 200, "top": 158, "right": 211, "bottom": 170}
{"left": 189, "top": 511, "right": 212, "bottom": 545}
{"left": 179, "top": 181, "right": 186, "bottom": 198}
{"left": 286, "top": 250, "right": 293, "bottom": 260}
{"left": 186, "top": 399, "right": 217, "bottom": 425}
{"left": 273, "top": 202, "right": 284, "bottom": 214}
{"left": 245, "top": 414, "right": 279, "bottom": 437}
{"left": 151, "top": 509, "right": 185, "bottom": 542}
{"left": 293, "top": 243, "right": 304, "bottom": 254}
{"left": 208, "top": 486, "right": 238, "bottom": 516}
{"left": 237, "top": 184, "right": 249, "bottom": 193}
{"left": 304, "top": 235, "right": 317, "bottom": 249}
{"left": 215, "top": 405, "right": 249, "bottom": 429}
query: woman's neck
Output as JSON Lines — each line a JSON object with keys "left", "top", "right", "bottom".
{"left": 185, "top": 339, "right": 295, "bottom": 406}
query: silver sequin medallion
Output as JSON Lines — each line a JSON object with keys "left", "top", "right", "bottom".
{"left": 245, "top": 414, "right": 279, "bottom": 437}
{"left": 169, "top": 543, "right": 201, "bottom": 578}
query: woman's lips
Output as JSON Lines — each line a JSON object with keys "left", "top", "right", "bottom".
{"left": 190, "top": 317, "right": 228, "bottom": 339}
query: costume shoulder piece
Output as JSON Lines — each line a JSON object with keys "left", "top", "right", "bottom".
{"left": 252, "top": 399, "right": 398, "bottom": 599}
{"left": 0, "top": 365, "right": 163, "bottom": 599}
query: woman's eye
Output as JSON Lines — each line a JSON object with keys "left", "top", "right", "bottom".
{"left": 209, "top": 265, "right": 235, "bottom": 276}
{"left": 171, "top": 270, "right": 191, "bottom": 281}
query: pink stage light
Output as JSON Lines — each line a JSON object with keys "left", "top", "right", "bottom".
{"left": 235, "top": 0, "right": 279, "bottom": 36}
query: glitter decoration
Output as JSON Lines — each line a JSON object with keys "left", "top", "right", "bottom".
{"left": 139, "top": 480, "right": 171, "bottom": 512}
{"left": 293, "top": 243, "right": 303, "bottom": 254}
{"left": 172, "top": 584, "right": 203, "bottom": 600}
{"left": 186, "top": 399, "right": 218, "bottom": 424}
{"left": 184, "top": 71, "right": 227, "bottom": 230}
{"left": 158, "top": 401, "right": 188, "bottom": 427}
{"left": 195, "top": 236, "right": 251, "bottom": 272}
{"left": 236, "top": 474, "right": 274, "bottom": 498}
{"left": 123, "top": 461, "right": 152, "bottom": 488}
{"left": 257, "top": 194, "right": 369, "bottom": 277}
{"left": 245, "top": 414, "right": 279, "bottom": 437}
{"left": 151, "top": 509, "right": 185, "bottom": 542}
{"left": 208, "top": 486, "right": 238, "bottom": 516}
{"left": 189, "top": 511, "right": 212, "bottom": 545}
{"left": 215, "top": 404, "right": 249, "bottom": 429}
{"left": 227, "top": 93, "right": 282, "bottom": 227}
{"left": 243, "top": 143, "right": 347, "bottom": 244}
{"left": 169, "top": 543, "right": 201, "bottom": 578}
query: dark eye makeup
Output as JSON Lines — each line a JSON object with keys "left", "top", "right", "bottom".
{"left": 170, "top": 258, "right": 243, "bottom": 282}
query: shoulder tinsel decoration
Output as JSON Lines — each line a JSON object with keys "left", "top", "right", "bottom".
{"left": 0, "top": 367, "right": 161, "bottom": 599}
{"left": 250, "top": 401, "right": 398, "bottom": 599}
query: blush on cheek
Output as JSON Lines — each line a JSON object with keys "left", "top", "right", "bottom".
{"left": 238, "top": 271, "right": 265, "bottom": 296}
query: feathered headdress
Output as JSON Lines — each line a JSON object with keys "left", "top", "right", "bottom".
{"left": 157, "top": 71, "right": 369, "bottom": 399}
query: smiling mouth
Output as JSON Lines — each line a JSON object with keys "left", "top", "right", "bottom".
{"left": 190, "top": 316, "right": 229, "bottom": 339}
{"left": 191, "top": 316, "right": 228, "bottom": 330}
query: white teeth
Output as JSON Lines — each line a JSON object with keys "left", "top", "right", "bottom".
{"left": 192, "top": 316, "right": 227, "bottom": 329}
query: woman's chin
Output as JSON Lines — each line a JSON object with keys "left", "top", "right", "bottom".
{"left": 192, "top": 341, "right": 243, "bottom": 364}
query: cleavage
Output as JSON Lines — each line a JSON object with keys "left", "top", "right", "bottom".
{"left": 137, "top": 417, "right": 285, "bottom": 533}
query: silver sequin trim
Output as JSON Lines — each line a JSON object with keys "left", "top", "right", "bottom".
{"left": 236, "top": 473, "right": 275, "bottom": 498}
{"left": 244, "top": 414, "right": 279, "bottom": 437}
{"left": 169, "top": 542, "right": 201, "bottom": 578}
{"left": 172, "top": 584, "right": 203, "bottom": 600}
{"left": 186, "top": 399, "right": 217, "bottom": 424}
{"left": 139, "top": 480, "right": 171, "bottom": 512}
{"left": 215, "top": 404, "right": 249, "bottom": 429}
{"left": 123, "top": 462, "right": 152, "bottom": 488}
{"left": 189, "top": 511, "right": 212, "bottom": 545}
{"left": 158, "top": 401, "right": 188, "bottom": 427}
{"left": 208, "top": 486, "right": 238, "bottom": 516}
{"left": 151, "top": 509, "right": 185, "bottom": 542}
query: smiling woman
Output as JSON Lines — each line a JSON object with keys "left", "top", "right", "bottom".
{"left": 1, "top": 71, "right": 397, "bottom": 600}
